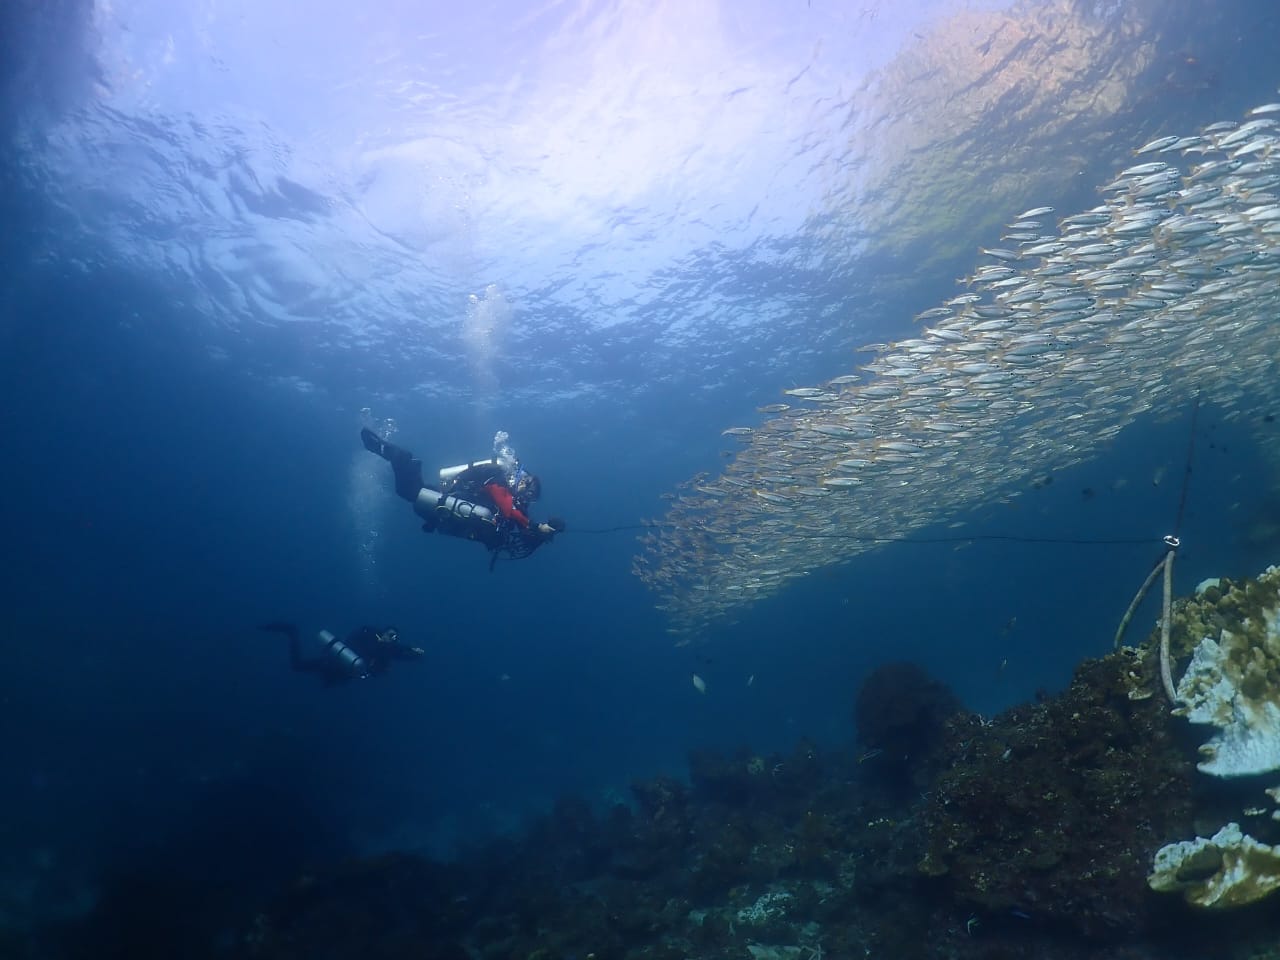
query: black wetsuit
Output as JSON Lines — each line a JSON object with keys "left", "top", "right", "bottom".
{"left": 362, "top": 428, "right": 558, "bottom": 560}
{"left": 261, "top": 622, "right": 421, "bottom": 685}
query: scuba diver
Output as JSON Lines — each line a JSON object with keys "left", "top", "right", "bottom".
{"left": 261, "top": 622, "right": 424, "bottom": 685}
{"left": 361, "top": 427, "right": 565, "bottom": 567}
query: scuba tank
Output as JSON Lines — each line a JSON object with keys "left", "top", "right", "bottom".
{"left": 318, "top": 629, "right": 370, "bottom": 679}
{"left": 417, "top": 432, "right": 519, "bottom": 546}
{"left": 413, "top": 487, "right": 496, "bottom": 524}
{"left": 438, "top": 432, "right": 518, "bottom": 485}
{"left": 438, "top": 458, "right": 497, "bottom": 483}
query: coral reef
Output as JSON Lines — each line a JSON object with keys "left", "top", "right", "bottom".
{"left": 853, "top": 661, "right": 962, "bottom": 799}
{"left": 238, "top": 853, "right": 475, "bottom": 960}
{"left": 1149, "top": 822, "right": 1280, "bottom": 908}
{"left": 46, "top": 565, "right": 1280, "bottom": 960}
{"left": 1169, "top": 565, "right": 1280, "bottom": 778}
{"left": 227, "top": 651, "right": 1218, "bottom": 960}
{"left": 1146, "top": 563, "right": 1280, "bottom": 913}
{"left": 919, "top": 650, "right": 1196, "bottom": 939}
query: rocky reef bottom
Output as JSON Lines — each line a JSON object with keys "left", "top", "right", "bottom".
{"left": 27, "top": 569, "right": 1280, "bottom": 960}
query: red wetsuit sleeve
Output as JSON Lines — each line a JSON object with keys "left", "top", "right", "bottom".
{"left": 485, "top": 482, "right": 529, "bottom": 527}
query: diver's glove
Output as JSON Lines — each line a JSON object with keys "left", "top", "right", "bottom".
{"left": 536, "top": 517, "right": 566, "bottom": 537}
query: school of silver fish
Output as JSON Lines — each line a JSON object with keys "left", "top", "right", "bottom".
{"left": 633, "top": 96, "right": 1280, "bottom": 640}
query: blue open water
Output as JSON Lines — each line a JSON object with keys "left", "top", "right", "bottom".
{"left": 1, "top": 0, "right": 1279, "bottom": 944}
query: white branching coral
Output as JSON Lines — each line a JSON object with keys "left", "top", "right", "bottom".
{"left": 1150, "top": 823, "right": 1280, "bottom": 909}
{"left": 1149, "top": 564, "right": 1280, "bottom": 909}
{"left": 1174, "top": 603, "right": 1280, "bottom": 777}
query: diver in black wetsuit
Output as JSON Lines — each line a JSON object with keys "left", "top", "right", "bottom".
{"left": 360, "top": 427, "right": 565, "bottom": 565}
{"left": 261, "top": 622, "right": 423, "bottom": 685}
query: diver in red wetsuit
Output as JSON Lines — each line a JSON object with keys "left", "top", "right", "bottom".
{"left": 361, "top": 427, "right": 565, "bottom": 565}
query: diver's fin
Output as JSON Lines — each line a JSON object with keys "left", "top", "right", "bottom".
{"left": 360, "top": 428, "right": 386, "bottom": 458}
{"left": 362, "top": 429, "right": 423, "bottom": 499}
